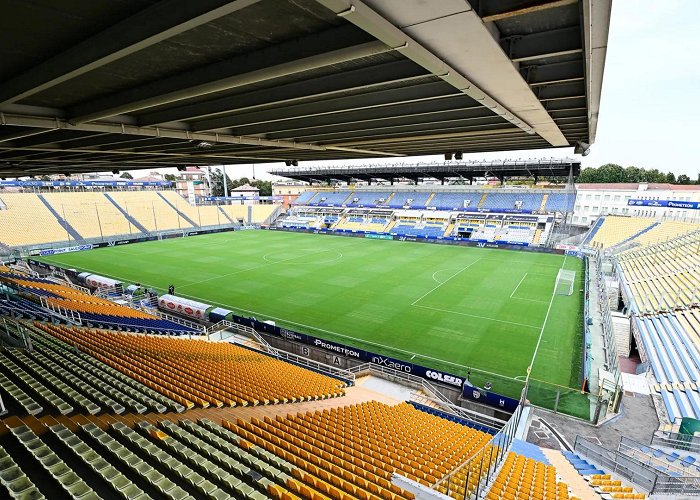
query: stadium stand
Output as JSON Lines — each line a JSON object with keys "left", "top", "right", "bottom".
{"left": 286, "top": 188, "right": 566, "bottom": 246}
{"left": 616, "top": 228, "right": 700, "bottom": 311}
{"left": 598, "top": 221, "right": 700, "bottom": 422}
{"left": 428, "top": 192, "right": 483, "bottom": 210}
{"left": 485, "top": 451, "right": 576, "bottom": 500}
{"left": 632, "top": 312, "right": 700, "bottom": 421}
{"left": 561, "top": 451, "right": 648, "bottom": 499}
{"left": 231, "top": 400, "right": 495, "bottom": 499}
{"left": 0, "top": 267, "right": 195, "bottom": 335}
{"left": 0, "top": 193, "right": 72, "bottom": 246}
{"left": 296, "top": 188, "right": 575, "bottom": 213}
{"left": 41, "top": 325, "right": 346, "bottom": 408}
{"left": 40, "top": 192, "right": 132, "bottom": 240}
{"left": 481, "top": 192, "right": 544, "bottom": 212}
{"left": 583, "top": 216, "right": 699, "bottom": 251}
{"left": 0, "top": 191, "right": 276, "bottom": 248}
{"left": 585, "top": 216, "right": 657, "bottom": 249}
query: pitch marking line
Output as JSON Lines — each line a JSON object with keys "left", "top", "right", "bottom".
{"left": 431, "top": 269, "right": 458, "bottom": 284}
{"left": 510, "top": 273, "right": 528, "bottom": 298}
{"left": 411, "top": 258, "right": 482, "bottom": 306}
{"left": 527, "top": 255, "right": 568, "bottom": 378}
{"left": 412, "top": 303, "right": 541, "bottom": 330}
{"left": 509, "top": 274, "right": 549, "bottom": 303}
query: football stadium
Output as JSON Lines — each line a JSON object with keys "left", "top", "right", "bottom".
{"left": 2, "top": 1, "right": 700, "bottom": 499}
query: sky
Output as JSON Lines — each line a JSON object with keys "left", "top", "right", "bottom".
{"left": 128, "top": 0, "right": 700, "bottom": 181}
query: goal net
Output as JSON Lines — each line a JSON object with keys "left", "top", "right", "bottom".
{"left": 555, "top": 269, "right": 576, "bottom": 296}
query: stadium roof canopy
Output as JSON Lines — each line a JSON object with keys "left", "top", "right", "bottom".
{"left": 271, "top": 158, "right": 581, "bottom": 183}
{"left": 0, "top": 0, "right": 610, "bottom": 177}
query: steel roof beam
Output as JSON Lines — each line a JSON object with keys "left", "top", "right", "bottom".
{"left": 582, "top": 0, "right": 612, "bottom": 143}
{"left": 0, "top": 113, "right": 402, "bottom": 157}
{"left": 262, "top": 108, "right": 498, "bottom": 139}
{"left": 191, "top": 80, "right": 460, "bottom": 131}
{"left": 68, "top": 25, "right": 391, "bottom": 123}
{"left": 480, "top": 0, "right": 578, "bottom": 23}
{"left": 0, "top": 0, "right": 262, "bottom": 106}
{"left": 283, "top": 117, "right": 507, "bottom": 143}
{"left": 0, "top": 128, "right": 54, "bottom": 144}
{"left": 137, "top": 59, "right": 430, "bottom": 126}
{"left": 314, "top": 0, "right": 536, "bottom": 137}
{"left": 503, "top": 26, "right": 583, "bottom": 63}
{"left": 521, "top": 59, "right": 584, "bottom": 86}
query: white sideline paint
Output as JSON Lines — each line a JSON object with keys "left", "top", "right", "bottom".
{"left": 411, "top": 258, "right": 482, "bottom": 306}
{"left": 527, "top": 256, "right": 568, "bottom": 375}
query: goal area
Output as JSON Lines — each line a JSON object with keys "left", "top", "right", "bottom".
{"left": 555, "top": 269, "right": 576, "bottom": 296}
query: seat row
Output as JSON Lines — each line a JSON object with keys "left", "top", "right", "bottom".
{"left": 42, "top": 323, "right": 346, "bottom": 409}
{"left": 0, "top": 323, "right": 183, "bottom": 418}
{"left": 0, "top": 415, "right": 305, "bottom": 500}
{"left": 0, "top": 269, "right": 196, "bottom": 334}
{"left": 221, "top": 401, "right": 501, "bottom": 500}
{"left": 0, "top": 444, "right": 45, "bottom": 499}
{"left": 485, "top": 452, "right": 576, "bottom": 500}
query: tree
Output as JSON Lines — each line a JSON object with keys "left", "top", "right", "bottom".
{"left": 120, "top": 172, "right": 133, "bottom": 179}
{"left": 575, "top": 164, "right": 694, "bottom": 184}
{"left": 164, "top": 173, "right": 177, "bottom": 181}
{"left": 251, "top": 179, "right": 272, "bottom": 196}
{"left": 209, "top": 168, "right": 234, "bottom": 196}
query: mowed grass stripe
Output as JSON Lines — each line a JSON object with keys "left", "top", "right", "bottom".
{"left": 38, "top": 230, "right": 583, "bottom": 389}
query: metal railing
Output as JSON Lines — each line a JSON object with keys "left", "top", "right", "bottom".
{"left": 349, "top": 362, "right": 506, "bottom": 430}
{"left": 151, "top": 310, "right": 205, "bottom": 333}
{"left": 574, "top": 436, "right": 658, "bottom": 493}
{"left": 618, "top": 436, "right": 697, "bottom": 478}
{"left": 431, "top": 403, "right": 525, "bottom": 499}
{"left": 46, "top": 273, "right": 92, "bottom": 294}
{"left": 209, "top": 321, "right": 355, "bottom": 383}
{"left": 38, "top": 296, "right": 82, "bottom": 325}
{"left": 575, "top": 436, "right": 700, "bottom": 495}
{"left": 652, "top": 431, "right": 700, "bottom": 455}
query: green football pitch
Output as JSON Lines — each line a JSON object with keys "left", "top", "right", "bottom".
{"left": 38, "top": 230, "right": 584, "bottom": 406}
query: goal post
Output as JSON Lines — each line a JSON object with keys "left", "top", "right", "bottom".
{"left": 555, "top": 269, "right": 576, "bottom": 296}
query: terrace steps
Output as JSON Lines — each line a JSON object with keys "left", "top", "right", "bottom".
{"left": 477, "top": 193, "right": 488, "bottom": 208}
{"left": 424, "top": 192, "right": 436, "bottom": 207}
{"left": 340, "top": 192, "right": 355, "bottom": 205}
{"left": 542, "top": 448, "right": 601, "bottom": 500}
{"left": 540, "top": 194, "right": 549, "bottom": 212}
{"left": 1, "top": 384, "right": 399, "bottom": 433}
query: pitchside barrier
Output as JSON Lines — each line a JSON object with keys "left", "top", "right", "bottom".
{"left": 20, "top": 225, "right": 238, "bottom": 258}
{"left": 267, "top": 225, "right": 585, "bottom": 257}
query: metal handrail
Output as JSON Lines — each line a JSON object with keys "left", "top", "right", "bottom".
{"left": 209, "top": 321, "right": 355, "bottom": 383}
{"left": 151, "top": 310, "right": 205, "bottom": 332}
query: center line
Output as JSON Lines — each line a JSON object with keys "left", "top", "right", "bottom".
{"left": 411, "top": 257, "right": 482, "bottom": 306}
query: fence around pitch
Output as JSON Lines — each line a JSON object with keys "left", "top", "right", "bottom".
{"left": 430, "top": 402, "right": 525, "bottom": 499}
